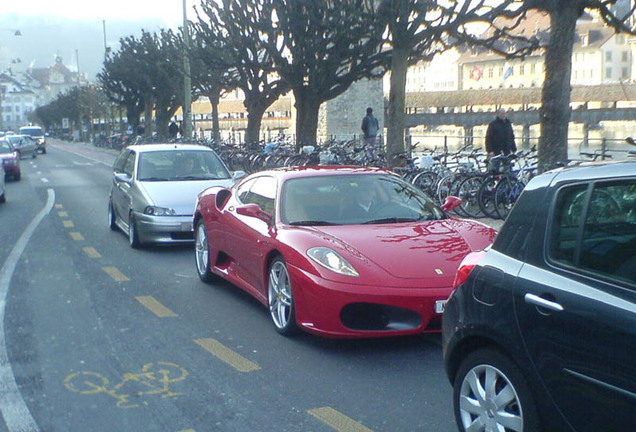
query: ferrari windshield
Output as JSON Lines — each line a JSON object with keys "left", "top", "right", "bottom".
{"left": 281, "top": 174, "right": 445, "bottom": 225}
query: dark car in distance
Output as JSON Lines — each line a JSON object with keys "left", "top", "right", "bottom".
{"left": 443, "top": 161, "right": 636, "bottom": 432}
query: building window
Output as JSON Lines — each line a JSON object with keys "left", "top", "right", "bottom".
{"left": 606, "top": 51, "right": 612, "bottom": 62}
{"left": 622, "top": 67, "right": 629, "bottom": 79}
{"left": 616, "top": 35, "right": 625, "bottom": 44}
{"left": 622, "top": 51, "right": 629, "bottom": 62}
{"left": 606, "top": 67, "right": 612, "bottom": 78}
{"left": 487, "top": 68, "right": 493, "bottom": 78}
{"left": 519, "top": 65, "right": 525, "bottom": 75}
{"left": 531, "top": 63, "right": 536, "bottom": 74}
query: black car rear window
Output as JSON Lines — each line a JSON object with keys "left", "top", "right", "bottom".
{"left": 549, "top": 180, "right": 636, "bottom": 285}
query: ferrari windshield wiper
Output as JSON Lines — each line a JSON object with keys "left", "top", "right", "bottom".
{"left": 362, "top": 217, "right": 418, "bottom": 224}
{"left": 289, "top": 220, "right": 337, "bottom": 226}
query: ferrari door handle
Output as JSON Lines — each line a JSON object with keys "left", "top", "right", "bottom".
{"left": 524, "top": 293, "right": 564, "bottom": 312}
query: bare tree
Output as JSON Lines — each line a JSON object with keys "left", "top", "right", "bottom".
{"left": 194, "top": 0, "right": 291, "bottom": 147}
{"left": 265, "top": 0, "right": 387, "bottom": 149}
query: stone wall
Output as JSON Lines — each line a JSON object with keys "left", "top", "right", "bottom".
{"left": 318, "top": 78, "right": 384, "bottom": 142}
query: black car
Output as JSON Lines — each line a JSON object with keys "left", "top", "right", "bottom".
{"left": 442, "top": 161, "right": 636, "bottom": 432}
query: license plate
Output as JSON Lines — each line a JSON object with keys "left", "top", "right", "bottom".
{"left": 435, "top": 300, "right": 447, "bottom": 314}
{"left": 181, "top": 222, "right": 193, "bottom": 232}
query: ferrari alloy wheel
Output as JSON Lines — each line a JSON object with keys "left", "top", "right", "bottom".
{"left": 454, "top": 349, "right": 540, "bottom": 432}
{"left": 108, "top": 200, "right": 118, "bottom": 231}
{"left": 128, "top": 213, "right": 141, "bottom": 249}
{"left": 268, "top": 257, "right": 298, "bottom": 336}
{"left": 195, "top": 220, "right": 217, "bottom": 283}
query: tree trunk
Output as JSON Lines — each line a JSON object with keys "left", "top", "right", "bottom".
{"left": 206, "top": 91, "right": 221, "bottom": 142}
{"left": 293, "top": 90, "right": 321, "bottom": 151}
{"left": 386, "top": 46, "right": 410, "bottom": 168}
{"left": 539, "top": 5, "right": 581, "bottom": 172}
{"left": 244, "top": 102, "right": 267, "bottom": 148}
{"left": 143, "top": 96, "right": 154, "bottom": 138}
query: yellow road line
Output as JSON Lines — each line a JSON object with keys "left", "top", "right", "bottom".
{"left": 58, "top": 211, "right": 68, "bottom": 217}
{"left": 102, "top": 267, "right": 129, "bottom": 282}
{"left": 82, "top": 247, "right": 101, "bottom": 258}
{"left": 63, "top": 220, "right": 74, "bottom": 228}
{"left": 55, "top": 204, "right": 63, "bottom": 209}
{"left": 136, "top": 296, "right": 178, "bottom": 318}
{"left": 308, "top": 407, "right": 375, "bottom": 432}
{"left": 194, "top": 338, "right": 261, "bottom": 373}
{"left": 69, "top": 232, "right": 84, "bottom": 241}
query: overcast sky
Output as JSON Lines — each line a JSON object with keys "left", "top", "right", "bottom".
{"left": 0, "top": 1, "right": 200, "bottom": 78}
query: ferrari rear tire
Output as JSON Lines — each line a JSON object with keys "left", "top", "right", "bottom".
{"left": 267, "top": 257, "right": 298, "bottom": 336}
{"left": 195, "top": 220, "right": 218, "bottom": 283}
{"left": 453, "top": 349, "right": 540, "bottom": 432}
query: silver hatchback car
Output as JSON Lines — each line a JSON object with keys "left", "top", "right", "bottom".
{"left": 108, "top": 144, "right": 242, "bottom": 248}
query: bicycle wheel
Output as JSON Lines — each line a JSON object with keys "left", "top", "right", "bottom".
{"left": 457, "top": 175, "right": 484, "bottom": 218}
{"left": 478, "top": 175, "right": 503, "bottom": 219}
{"left": 494, "top": 176, "right": 520, "bottom": 220}
{"left": 412, "top": 171, "right": 438, "bottom": 199}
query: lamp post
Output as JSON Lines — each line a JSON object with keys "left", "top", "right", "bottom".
{"left": 182, "top": 0, "right": 192, "bottom": 141}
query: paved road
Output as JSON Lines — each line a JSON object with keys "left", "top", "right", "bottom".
{"left": 0, "top": 140, "right": 468, "bottom": 432}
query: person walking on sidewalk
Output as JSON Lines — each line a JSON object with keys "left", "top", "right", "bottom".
{"left": 361, "top": 107, "right": 380, "bottom": 160}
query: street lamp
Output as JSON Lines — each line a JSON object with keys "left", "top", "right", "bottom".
{"left": 182, "top": 0, "right": 192, "bottom": 141}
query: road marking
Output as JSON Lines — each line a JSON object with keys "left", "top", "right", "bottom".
{"left": 102, "top": 267, "right": 129, "bottom": 282}
{"left": 0, "top": 189, "right": 54, "bottom": 432}
{"left": 308, "top": 407, "right": 375, "bottom": 432}
{"left": 69, "top": 232, "right": 84, "bottom": 241}
{"left": 63, "top": 220, "right": 74, "bottom": 228}
{"left": 136, "top": 296, "right": 177, "bottom": 317}
{"left": 194, "top": 338, "right": 261, "bottom": 373}
{"left": 82, "top": 247, "right": 101, "bottom": 258}
{"left": 58, "top": 211, "right": 68, "bottom": 217}
{"left": 41, "top": 178, "right": 49, "bottom": 183}
{"left": 55, "top": 204, "right": 63, "bottom": 209}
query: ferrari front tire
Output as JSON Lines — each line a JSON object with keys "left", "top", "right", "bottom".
{"left": 267, "top": 257, "right": 298, "bottom": 336}
{"left": 195, "top": 220, "right": 217, "bottom": 283}
{"left": 453, "top": 349, "right": 540, "bottom": 432}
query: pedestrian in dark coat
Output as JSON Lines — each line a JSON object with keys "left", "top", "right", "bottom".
{"left": 485, "top": 108, "right": 516, "bottom": 156}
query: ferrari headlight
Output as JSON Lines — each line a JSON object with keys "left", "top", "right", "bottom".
{"left": 143, "top": 206, "right": 176, "bottom": 216}
{"left": 307, "top": 247, "right": 359, "bottom": 277}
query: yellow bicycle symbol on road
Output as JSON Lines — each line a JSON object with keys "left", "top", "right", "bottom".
{"left": 64, "top": 361, "right": 188, "bottom": 408}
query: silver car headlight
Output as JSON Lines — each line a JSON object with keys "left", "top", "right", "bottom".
{"left": 143, "top": 206, "right": 176, "bottom": 216}
{"left": 307, "top": 247, "right": 359, "bottom": 277}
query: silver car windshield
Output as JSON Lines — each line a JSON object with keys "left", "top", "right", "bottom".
{"left": 281, "top": 174, "right": 445, "bottom": 226}
{"left": 137, "top": 150, "right": 230, "bottom": 181}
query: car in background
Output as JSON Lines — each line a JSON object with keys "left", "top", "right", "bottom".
{"left": 109, "top": 143, "right": 242, "bottom": 248}
{"left": 442, "top": 161, "right": 636, "bottom": 432}
{"left": 0, "top": 140, "right": 21, "bottom": 180}
{"left": 193, "top": 167, "right": 497, "bottom": 338}
{"left": 4, "top": 135, "right": 37, "bottom": 159}
{"left": 19, "top": 126, "right": 46, "bottom": 154}
{"left": 0, "top": 165, "right": 6, "bottom": 203}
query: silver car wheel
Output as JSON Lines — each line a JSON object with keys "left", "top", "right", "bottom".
{"left": 267, "top": 258, "right": 297, "bottom": 335}
{"left": 458, "top": 364, "right": 523, "bottom": 432}
{"left": 195, "top": 220, "right": 217, "bottom": 282}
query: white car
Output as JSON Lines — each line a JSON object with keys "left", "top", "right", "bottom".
{"left": 108, "top": 143, "right": 243, "bottom": 248}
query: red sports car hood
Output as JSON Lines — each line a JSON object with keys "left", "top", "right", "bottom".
{"left": 310, "top": 219, "right": 495, "bottom": 280}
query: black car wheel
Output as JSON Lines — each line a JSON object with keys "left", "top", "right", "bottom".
{"left": 128, "top": 213, "right": 141, "bottom": 248}
{"left": 108, "top": 201, "right": 118, "bottom": 231}
{"left": 195, "top": 220, "right": 218, "bottom": 283}
{"left": 267, "top": 257, "right": 298, "bottom": 336}
{"left": 454, "top": 349, "right": 540, "bottom": 432}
